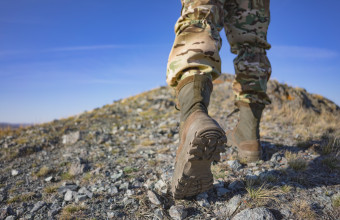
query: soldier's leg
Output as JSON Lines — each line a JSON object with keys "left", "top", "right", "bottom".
{"left": 166, "top": 0, "right": 226, "bottom": 87}
{"left": 168, "top": 0, "right": 227, "bottom": 199}
{"left": 224, "top": 0, "right": 271, "bottom": 162}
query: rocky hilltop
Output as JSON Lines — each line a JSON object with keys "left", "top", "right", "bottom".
{"left": 0, "top": 74, "right": 339, "bottom": 219}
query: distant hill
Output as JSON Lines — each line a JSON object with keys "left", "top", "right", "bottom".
{"left": 0, "top": 123, "right": 32, "bottom": 129}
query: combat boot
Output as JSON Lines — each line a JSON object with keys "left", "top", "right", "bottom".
{"left": 226, "top": 101, "right": 265, "bottom": 163}
{"left": 171, "top": 74, "right": 227, "bottom": 199}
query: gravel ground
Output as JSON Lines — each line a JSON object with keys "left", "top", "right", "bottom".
{"left": 1, "top": 74, "right": 339, "bottom": 220}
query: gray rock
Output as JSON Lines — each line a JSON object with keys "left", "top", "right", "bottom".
{"left": 227, "top": 160, "right": 242, "bottom": 171}
{"left": 232, "top": 207, "right": 275, "bottom": 220}
{"left": 107, "top": 211, "right": 118, "bottom": 218}
{"left": 225, "top": 195, "right": 242, "bottom": 216}
{"left": 153, "top": 208, "right": 164, "bottom": 220}
{"left": 148, "top": 190, "right": 161, "bottom": 205}
{"left": 228, "top": 180, "right": 244, "bottom": 191}
{"left": 169, "top": 205, "right": 187, "bottom": 220}
{"left": 64, "top": 190, "right": 74, "bottom": 201}
{"left": 126, "top": 189, "right": 135, "bottom": 196}
{"left": 280, "top": 208, "right": 291, "bottom": 218}
{"left": 119, "top": 182, "right": 129, "bottom": 190}
{"left": 31, "top": 201, "right": 46, "bottom": 214}
{"left": 62, "top": 131, "right": 81, "bottom": 145}
{"left": 58, "top": 184, "right": 78, "bottom": 195}
{"left": 11, "top": 169, "right": 19, "bottom": 176}
{"left": 111, "top": 171, "right": 124, "bottom": 181}
{"left": 48, "top": 201, "right": 61, "bottom": 217}
{"left": 197, "top": 192, "right": 210, "bottom": 207}
{"left": 78, "top": 187, "right": 93, "bottom": 198}
{"left": 216, "top": 188, "right": 231, "bottom": 197}
{"left": 75, "top": 194, "right": 88, "bottom": 203}
{"left": 5, "top": 216, "right": 15, "bottom": 220}
{"left": 155, "top": 179, "right": 167, "bottom": 194}
{"left": 1, "top": 206, "right": 14, "bottom": 219}
{"left": 108, "top": 186, "right": 118, "bottom": 195}
{"left": 44, "top": 176, "right": 53, "bottom": 182}
{"left": 69, "top": 162, "right": 88, "bottom": 176}
{"left": 160, "top": 169, "right": 173, "bottom": 183}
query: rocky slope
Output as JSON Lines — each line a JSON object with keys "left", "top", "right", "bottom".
{"left": 0, "top": 74, "right": 339, "bottom": 220}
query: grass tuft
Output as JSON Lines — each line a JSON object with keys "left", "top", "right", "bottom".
{"left": 291, "top": 200, "right": 317, "bottom": 220}
{"left": 35, "top": 166, "right": 51, "bottom": 178}
{"left": 333, "top": 194, "right": 340, "bottom": 208}
{"left": 60, "top": 204, "right": 86, "bottom": 220}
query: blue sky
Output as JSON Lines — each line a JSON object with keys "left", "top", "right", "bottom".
{"left": 0, "top": 0, "right": 339, "bottom": 123}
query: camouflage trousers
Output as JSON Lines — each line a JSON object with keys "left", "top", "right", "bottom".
{"left": 167, "top": 0, "right": 272, "bottom": 105}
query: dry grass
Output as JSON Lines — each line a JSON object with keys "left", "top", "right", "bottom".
{"left": 7, "top": 192, "right": 35, "bottom": 204}
{"left": 333, "top": 194, "right": 340, "bottom": 208}
{"left": 321, "top": 157, "right": 340, "bottom": 170}
{"left": 44, "top": 184, "right": 59, "bottom": 194}
{"left": 60, "top": 204, "right": 86, "bottom": 220}
{"left": 61, "top": 172, "right": 75, "bottom": 180}
{"left": 291, "top": 200, "right": 317, "bottom": 220}
{"left": 245, "top": 181, "right": 280, "bottom": 206}
{"left": 211, "top": 164, "right": 227, "bottom": 179}
{"left": 34, "top": 166, "right": 51, "bottom": 178}
{"left": 280, "top": 185, "right": 293, "bottom": 193}
{"left": 321, "top": 135, "right": 340, "bottom": 156}
{"left": 285, "top": 151, "right": 308, "bottom": 171}
{"left": 264, "top": 104, "right": 340, "bottom": 139}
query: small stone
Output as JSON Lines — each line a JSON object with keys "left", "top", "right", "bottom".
{"left": 216, "top": 187, "right": 230, "bottom": 197}
{"left": 225, "top": 195, "right": 242, "bottom": 216}
{"left": 169, "top": 205, "right": 187, "bottom": 220}
{"left": 78, "top": 187, "right": 93, "bottom": 198}
{"left": 11, "top": 169, "right": 19, "bottom": 176}
{"left": 155, "top": 179, "right": 167, "bottom": 194}
{"left": 62, "top": 131, "right": 81, "bottom": 145}
{"left": 160, "top": 169, "right": 173, "bottom": 183}
{"left": 58, "top": 184, "right": 78, "bottom": 195}
{"left": 228, "top": 181, "right": 244, "bottom": 191}
{"left": 280, "top": 209, "right": 291, "bottom": 218}
{"left": 64, "top": 190, "right": 74, "bottom": 201}
{"left": 119, "top": 182, "right": 129, "bottom": 190}
{"left": 5, "top": 216, "right": 15, "bottom": 220}
{"left": 75, "top": 194, "right": 88, "bottom": 203}
{"left": 232, "top": 207, "right": 275, "bottom": 220}
{"left": 108, "top": 186, "right": 118, "bottom": 195}
{"left": 148, "top": 190, "right": 161, "bottom": 205}
{"left": 48, "top": 201, "right": 61, "bottom": 217}
{"left": 31, "top": 201, "right": 46, "bottom": 214}
{"left": 111, "top": 171, "right": 124, "bottom": 181}
{"left": 126, "top": 189, "right": 135, "bottom": 196}
{"left": 69, "top": 163, "right": 88, "bottom": 176}
{"left": 45, "top": 176, "right": 53, "bottom": 182}
{"left": 153, "top": 208, "right": 164, "bottom": 220}
{"left": 227, "top": 160, "right": 242, "bottom": 171}
{"left": 107, "top": 212, "right": 116, "bottom": 218}
{"left": 196, "top": 192, "right": 210, "bottom": 207}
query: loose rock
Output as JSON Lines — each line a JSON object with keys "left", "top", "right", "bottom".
{"left": 232, "top": 207, "right": 276, "bottom": 220}
{"left": 169, "top": 205, "right": 187, "bottom": 220}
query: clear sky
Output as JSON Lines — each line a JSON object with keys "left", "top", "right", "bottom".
{"left": 1, "top": 0, "right": 339, "bottom": 123}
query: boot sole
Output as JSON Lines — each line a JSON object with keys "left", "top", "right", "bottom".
{"left": 171, "top": 129, "right": 226, "bottom": 199}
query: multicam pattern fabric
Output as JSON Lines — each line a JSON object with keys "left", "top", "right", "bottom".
{"left": 167, "top": 0, "right": 272, "bottom": 105}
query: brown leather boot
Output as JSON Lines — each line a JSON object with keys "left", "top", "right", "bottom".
{"left": 226, "top": 101, "right": 264, "bottom": 163}
{"left": 171, "top": 74, "right": 227, "bottom": 199}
